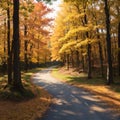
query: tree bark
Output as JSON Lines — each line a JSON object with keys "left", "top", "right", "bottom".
{"left": 96, "top": 28, "right": 104, "bottom": 77}
{"left": 7, "top": 2, "right": 12, "bottom": 85}
{"left": 24, "top": 25, "right": 28, "bottom": 72}
{"left": 71, "top": 50, "right": 74, "bottom": 68}
{"left": 67, "top": 54, "right": 70, "bottom": 70}
{"left": 104, "top": 0, "right": 113, "bottom": 84}
{"left": 85, "top": 28, "right": 92, "bottom": 79}
{"left": 37, "top": 41, "right": 40, "bottom": 65}
{"left": 63, "top": 52, "right": 66, "bottom": 65}
{"left": 118, "top": 22, "right": 120, "bottom": 76}
{"left": 13, "top": 0, "right": 23, "bottom": 90}
{"left": 84, "top": 7, "right": 92, "bottom": 79}
{"left": 3, "top": 19, "right": 7, "bottom": 73}
{"left": 98, "top": 41, "right": 104, "bottom": 77}
{"left": 81, "top": 53, "right": 85, "bottom": 71}
{"left": 87, "top": 43, "right": 92, "bottom": 78}
{"left": 76, "top": 50, "right": 80, "bottom": 68}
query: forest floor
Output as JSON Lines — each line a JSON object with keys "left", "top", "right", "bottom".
{"left": 0, "top": 68, "right": 52, "bottom": 120}
{"left": 51, "top": 66, "right": 120, "bottom": 115}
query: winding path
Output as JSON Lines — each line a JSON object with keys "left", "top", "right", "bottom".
{"left": 32, "top": 67, "right": 119, "bottom": 120}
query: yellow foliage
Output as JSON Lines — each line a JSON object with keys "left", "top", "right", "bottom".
{"left": 59, "top": 40, "right": 77, "bottom": 54}
{"left": 50, "top": 0, "right": 120, "bottom": 62}
{"left": 64, "top": 13, "right": 85, "bottom": 23}
{"left": 76, "top": 38, "right": 97, "bottom": 48}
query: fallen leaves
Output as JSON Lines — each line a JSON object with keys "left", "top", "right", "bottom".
{"left": 0, "top": 75, "right": 52, "bottom": 120}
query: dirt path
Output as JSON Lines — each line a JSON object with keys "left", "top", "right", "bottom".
{"left": 32, "top": 67, "right": 119, "bottom": 120}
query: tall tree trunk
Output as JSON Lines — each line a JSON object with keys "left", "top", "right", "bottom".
{"left": 63, "top": 52, "right": 66, "bottom": 65}
{"left": 87, "top": 43, "right": 92, "bottom": 78}
{"left": 13, "top": 0, "right": 23, "bottom": 90}
{"left": 97, "top": 28, "right": 104, "bottom": 77}
{"left": 80, "top": 1, "right": 92, "bottom": 78}
{"left": 84, "top": 9, "right": 92, "bottom": 78}
{"left": 104, "top": 0, "right": 113, "bottom": 84}
{"left": 24, "top": 25, "right": 28, "bottom": 72}
{"left": 82, "top": 57, "right": 84, "bottom": 71}
{"left": 29, "top": 43, "right": 33, "bottom": 68}
{"left": 7, "top": 2, "right": 12, "bottom": 85}
{"left": 71, "top": 50, "right": 74, "bottom": 68}
{"left": 3, "top": 19, "right": 7, "bottom": 73}
{"left": 24, "top": 40, "right": 28, "bottom": 71}
{"left": 116, "top": 6, "right": 120, "bottom": 76}
{"left": 37, "top": 43, "right": 39, "bottom": 65}
{"left": 76, "top": 50, "right": 80, "bottom": 68}
{"left": 66, "top": 54, "right": 70, "bottom": 70}
{"left": 98, "top": 41, "right": 104, "bottom": 77}
{"left": 118, "top": 22, "right": 120, "bottom": 76}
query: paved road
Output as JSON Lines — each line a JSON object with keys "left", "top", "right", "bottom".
{"left": 32, "top": 67, "right": 119, "bottom": 120}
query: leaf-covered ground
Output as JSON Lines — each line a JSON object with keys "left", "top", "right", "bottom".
{"left": 0, "top": 68, "right": 52, "bottom": 120}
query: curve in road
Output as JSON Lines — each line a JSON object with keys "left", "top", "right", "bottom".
{"left": 32, "top": 67, "right": 119, "bottom": 120}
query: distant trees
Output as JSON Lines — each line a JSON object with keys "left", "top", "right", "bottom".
{"left": 0, "top": 0, "right": 119, "bottom": 87}
{"left": 0, "top": 0, "right": 52, "bottom": 90}
{"left": 51, "top": 0, "right": 120, "bottom": 84}
{"left": 0, "top": 0, "right": 12, "bottom": 85}
{"left": 7, "top": 0, "right": 12, "bottom": 85}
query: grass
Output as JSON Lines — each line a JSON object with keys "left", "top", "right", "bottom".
{"left": 0, "top": 68, "right": 52, "bottom": 120}
{"left": 52, "top": 68, "right": 105, "bottom": 85}
{"left": 52, "top": 68, "right": 70, "bottom": 81}
{"left": 52, "top": 67, "right": 120, "bottom": 108}
{"left": 52, "top": 67, "right": 120, "bottom": 93}
{"left": 52, "top": 67, "right": 120, "bottom": 116}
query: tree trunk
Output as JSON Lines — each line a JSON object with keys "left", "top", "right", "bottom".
{"left": 66, "top": 54, "right": 70, "bottom": 70}
{"left": 84, "top": 9, "right": 92, "bottom": 79}
{"left": 76, "top": 50, "right": 80, "bottom": 68}
{"left": 71, "top": 50, "right": 74, "bottom": 68}
{"left": 37, "top": 41, "right": 40, "bottom": 65}
{"left": 96, "top": 28, "right": 104, "bottom": 77}
{"left": 3, "top": 19, "right": 7, "bottom": 73}
{"left": 87, "top": 43, "right": 92, "bottom": 78}
{"left": 98, "top": 41, "right": 104, "bottom": 77}
{"left": 24, "top": 25, "right": 28, "bottom": 72}
{"left": 104, "top": 0, "right": 113, "bottom": 84}
{"left": 63, "top": 52, "right": 66, "bottom": 65}
{"left": 13, "top": 0, "right": 23, "bottom": 90}
{"left": 29, "top": 43, "right": 33, "bottom": 68}
{"left": 82, "top": 55, "right": 85, "bottom": 71}
{"left": 7, "top": 2, "right": 12, "bottom": 85}
{"left": 24, "top": 40, "right": 28, "bottom": 71}
{"left": 92, "top": 12, "right": 104, "bottom": 77}
{"left": 118, "top": 22, "right": 120, "bottom": 76}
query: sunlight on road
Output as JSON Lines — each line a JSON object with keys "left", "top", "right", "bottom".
{"left": 32, "top": 68, "right": 119, "bottom": 120}
{"left": 90, "top": 105, "right": 106, "bottom": 112}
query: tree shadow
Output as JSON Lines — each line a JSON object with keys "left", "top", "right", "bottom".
{"left": 66, "top": 76, "right": 105, "bottom": 86}
{"left": 32, "top": 71, "right": 120, "bottom": 120}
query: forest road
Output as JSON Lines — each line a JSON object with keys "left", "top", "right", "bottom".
{"left": 32, "top": 67, "right": 119, "bottom": 120}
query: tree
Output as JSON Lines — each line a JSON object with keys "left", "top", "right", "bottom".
{"left": 51, "top": 0, "right": 119, "bottom": 84}
{"left": 118, "top": 22, "right": 120, "bottom": 76}
{"left": 104, "top": 0, "right": 113, "bottom": 84}
{"left": 116, "top": 4, "right": 120, "bottom": 76}
{"left": 12, "top": 0, "right": 23, "bottom": 90}
{"left": 0, "top": 0, "right": 13, "bottom": 85}
{"left": 7, "top": 0, "right": 12, "bottom": 85}
{"left": 20, "top": 0, "right": 35, "bottom": 71}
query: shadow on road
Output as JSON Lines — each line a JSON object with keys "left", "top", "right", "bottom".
{"left": 32, "top": 69, "right": 119, "bottom": 120}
